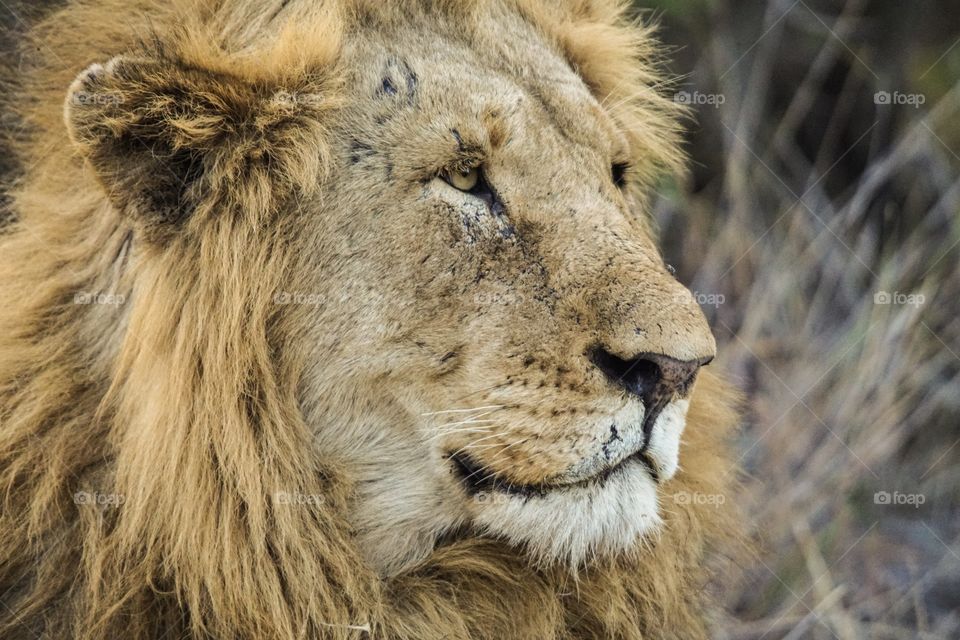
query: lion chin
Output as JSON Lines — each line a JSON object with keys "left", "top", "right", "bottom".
{"left": 466, "top": 459, "right": 664, "bottom": 564}
{"left": 0, "top": 0, "right": 741, "bottom": 638}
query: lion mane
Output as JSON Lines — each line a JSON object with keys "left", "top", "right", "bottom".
{"left": 0, "top": 1, "right": 740, "bottom": 638}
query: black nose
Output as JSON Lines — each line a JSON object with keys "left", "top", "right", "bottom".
{"left": 589, "top": 347, "right": 711, "bottom": 406}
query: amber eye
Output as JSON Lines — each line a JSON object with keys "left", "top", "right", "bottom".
{"left": 444, "top": 166, "right": 480, "bottom": 192}
{"left": 439, "top": 165, "right": 499, "bottom": 211}
{"left": 612, "top": 162, "right": 629, "bottom": 189}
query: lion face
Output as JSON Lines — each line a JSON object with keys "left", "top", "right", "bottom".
{"left": 291, "top": 16, "right": 717, "bottom": 574}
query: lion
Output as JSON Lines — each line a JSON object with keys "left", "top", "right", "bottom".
{"left": 0, "top": 0, "right": 740, "bottom": 638}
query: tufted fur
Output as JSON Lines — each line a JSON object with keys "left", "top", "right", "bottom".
{"left": 0, "top": 1, "right": 741, "bottom": 638}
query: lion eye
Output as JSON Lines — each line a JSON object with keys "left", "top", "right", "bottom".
{"left": 445, "top": 167, "right": 480, "bottom": 192}
{"left": 439, "top": 165, "right": 500, "bottom": 212}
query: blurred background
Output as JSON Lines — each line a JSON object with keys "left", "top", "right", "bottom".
{"left": 641, "top": 0, "right": 960, "bottom": 638}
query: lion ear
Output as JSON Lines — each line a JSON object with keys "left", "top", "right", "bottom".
{"left": 65, "top": 56, "right": 331, "bottom": 237}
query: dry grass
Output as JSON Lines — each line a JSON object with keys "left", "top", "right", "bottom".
{"left": 647, "top": 0, "right": 960, "bottom": 637}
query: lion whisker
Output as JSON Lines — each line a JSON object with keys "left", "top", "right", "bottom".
{"left": 435, "top": 427, "right": 495, "bottom": 436}
{"left": 429, "top": 414, "right": 498, "bottom": 434}
{"left": 434, "top": 417, "right": 497, "bottom": 430}
{"left": 427, "top": 425, "right": 496, "bottom": 441}
{"left": 434, "top": 421, "right": 496, "bottom": 432}
{"left": 466, "top": 438, "right": 531, "bottom": 486}
{"left": 427, "top": 409, "right": 501, "bottom": 441}
{"left": 446, "top": 432, "right": 504, "bottom": 459}
{"left": 482, "top": 437, "right": 529, "bottom": 459}
{"left": 421, "top": 404, "right": 504, "bottom": 416}
{"left": 431, "top": 408, "right": 500, "bottom": 424}
{"left": 455, "top": 456, "right": 499, "bottom": 485}
{"left": 442, "top": 380, "right": 513, "bottom": 407}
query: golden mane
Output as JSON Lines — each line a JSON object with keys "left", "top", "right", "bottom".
{"left": 0, "top": 1, "right": 739, "bottom": 638}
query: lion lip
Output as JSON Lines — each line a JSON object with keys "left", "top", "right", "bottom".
{"left": 448, "top": 448, "right": 659, "bottom": 499}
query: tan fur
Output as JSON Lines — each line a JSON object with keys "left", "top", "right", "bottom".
{"left": 0, "top": 1, "right": 740, "bottom": 638}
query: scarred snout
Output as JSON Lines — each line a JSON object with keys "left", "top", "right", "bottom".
{"left": 590, "top": 262, "right": 717, "bottom": 367}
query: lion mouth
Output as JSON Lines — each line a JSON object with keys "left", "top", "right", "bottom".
{"left": 447, "top": 402, "right": 675, "bottom": 498}
{"left": 449, "top": 448, "right": 659, "bottom": 498}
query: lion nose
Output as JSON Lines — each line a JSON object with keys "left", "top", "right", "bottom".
{"left": 589, "top": 347, "right": 711, "bottom": 404}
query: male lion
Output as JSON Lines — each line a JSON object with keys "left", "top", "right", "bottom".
{"left": 0, "top": 0, "right": 739, "bottom": 638}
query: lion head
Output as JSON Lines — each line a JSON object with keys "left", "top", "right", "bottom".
{"left": 293, "top": 14, "right": 717, "bottom": 572}
{"left": 1, "top": 0, "right": 739, "bottom": 637}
